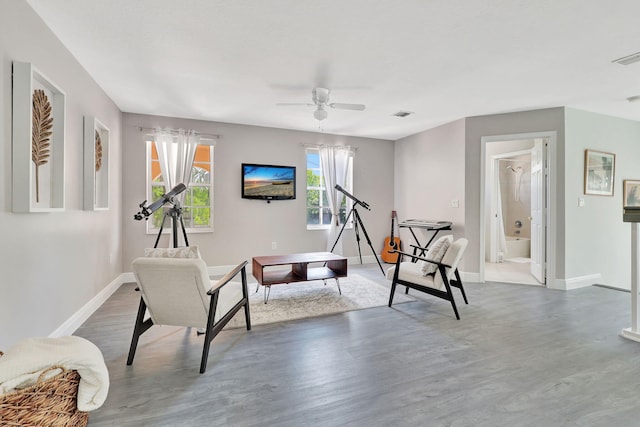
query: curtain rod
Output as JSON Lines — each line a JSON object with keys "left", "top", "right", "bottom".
{"left": 138, "top": 126, "right": 220, "bottom": 140}
{"left": 300, "top": 143, "right": 358, "bottom": 151}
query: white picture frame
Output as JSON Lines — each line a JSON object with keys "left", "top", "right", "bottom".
{"left": 84, "top": 116, "right": 110, "bottom": 210}
{"left": 12, "top": 61, "right": 66, "bottom": 212}
{"left": 584, "top": 149, "right": 615, "bottom": 196}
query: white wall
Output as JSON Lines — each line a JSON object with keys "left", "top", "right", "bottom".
{"left": 393, "top": 119, "right": 466, "bottom": 263}
{"left": 0, "top": 1, "right": 123, "bottom": 348}
{"left": 122, "top": 113, "right": 394, "bottom": 268}
{"left": 564, "top": 108, "right": 640, "bottom": 289}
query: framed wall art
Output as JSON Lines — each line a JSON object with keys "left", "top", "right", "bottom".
{"left": 84, "top": 116, "right": 110, "bottom": 210}
{"left": 12, "top": 61, "right": 66, "bottom": 212}
{"left": 584, "top": 149, "right": 615, "bottom": 196}
{"left": 624, "top": 180, "right": 640, "bottom": 208}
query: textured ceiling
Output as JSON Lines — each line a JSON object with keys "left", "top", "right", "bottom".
{"left": 26, "top": 0, "right": 640, "bottom": 140}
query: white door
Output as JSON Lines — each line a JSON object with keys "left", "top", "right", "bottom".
{"left": 530, "top": 138, "right": 546, "bottom": 283}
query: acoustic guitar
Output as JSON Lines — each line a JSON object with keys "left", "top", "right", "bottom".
{"left": 381, "top": 210, "right": 402, "bottom": 263}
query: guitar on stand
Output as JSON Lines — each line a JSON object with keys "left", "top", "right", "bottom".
{"left": 381, "top": 210, "right": 402, "bottom": 263}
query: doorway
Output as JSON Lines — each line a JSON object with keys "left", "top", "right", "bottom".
{"left": 480, "top": 132, "right": 555, "bottom": 286}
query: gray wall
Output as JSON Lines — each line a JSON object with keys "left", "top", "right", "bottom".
{"left": 565, "top": 108, "right": 640, "bottom": 289}
{"left": 0, "top": 1, "right": 122, "bottom": 348}
{"left": 393, "top": 119, "right": 466, "bottom": 263}
{"left": 122, "top": 113, "right": 394, "bottom": 268}
{"left": 465, "top": 108, "right": 566, "bottom": 278}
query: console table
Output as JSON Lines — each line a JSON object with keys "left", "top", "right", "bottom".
{"left": 252, "top": 252, "right": 348, "bottom": 303}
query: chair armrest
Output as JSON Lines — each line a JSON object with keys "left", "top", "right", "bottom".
{"left": 409, "top": 244, "right": 426, "bottom": 250}
{"left": 391, "top": 250, "right": 452, "bottom": 269}
{"left": 207, "top": 260, "right": 248, "bottom": 295}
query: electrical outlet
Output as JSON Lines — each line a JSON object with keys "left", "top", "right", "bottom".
{"left": 271, "top": 242, "right": 277, "bottom": 250}
{"left": 578, "top": 197, "right": 585, "bottom": 207}
{"left": 451, "top": 199, "right": 459, "bottom": 208}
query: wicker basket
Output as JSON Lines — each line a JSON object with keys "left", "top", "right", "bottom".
{"left": 0, "top": 356, "right": 88, "bottom": 427}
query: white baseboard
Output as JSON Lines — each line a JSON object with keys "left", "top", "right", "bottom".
{"left": 49, "top": 273, "right": 127, "bottom": 338}
{"left": 552, "top": 273, "right": 602, "bottom": 290}
{"left": 621, "top": 327, "right": 640, "bottom": 342}
{"left": 461, "top": 271, "right": 480, "bottom": 283}
{"left": 121, "top": 272, "right": 135, "bottom": 283}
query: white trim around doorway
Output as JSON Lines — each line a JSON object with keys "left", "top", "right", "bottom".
{"left": 479, "top": 131, "right": 558, "bottom": 289}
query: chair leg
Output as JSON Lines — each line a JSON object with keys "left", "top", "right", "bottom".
{"left": 241, "top": 267, "right": 252, "bottom": 331}
{"left": 388, "top": 280, "right": 397, "bottom": 307}
{"left": 449, "top": 295, "right": 460, "bottom": 320}
{"left": 200, "top": 291, "right": 220, "bottom": 374}
{"left": 439, "top": 265, "right": 460, "bottom": 320}
{"left": 127, "top": 297, "right": 154, "bottom": 366}
{"left": 453, "top": 269, "right": 468, "bottom": 304}
{"left": 388, "top": 260, "right": 401, "bottom": 307}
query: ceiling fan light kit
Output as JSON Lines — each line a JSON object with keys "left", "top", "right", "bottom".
{"left": 278, "top": 87, "right": 366, "bottom": 121}
{"left": 313, "top": 107, "right": 328, "bottom": 121}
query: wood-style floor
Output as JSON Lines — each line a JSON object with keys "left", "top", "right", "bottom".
{"left": 75, "top": 264, "right": 640, "bottom": 426}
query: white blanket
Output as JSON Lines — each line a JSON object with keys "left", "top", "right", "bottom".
{"left": 0, "top": 336, "right": 109, "bottom": 411}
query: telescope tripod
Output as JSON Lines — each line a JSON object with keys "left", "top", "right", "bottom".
{"left": 330, "top": 206, "right": 385, "bottom": 275}
{"left": 153, "top": 204, "right": 190, "bottom": 248}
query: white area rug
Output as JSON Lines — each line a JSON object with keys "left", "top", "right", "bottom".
{"left": 226, "top": 273, "right": 413, "bottom": 328}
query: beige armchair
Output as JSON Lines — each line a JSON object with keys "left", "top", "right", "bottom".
{"left": 387, "top": 238, "right": 469, "bottom": 319}
{"left": 127, "top": 257, "right": 251, "bottom": 373}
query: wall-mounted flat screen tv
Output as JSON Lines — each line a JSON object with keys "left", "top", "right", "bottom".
{"left": 241, "top": 163, "right": 296, "bottom": 201}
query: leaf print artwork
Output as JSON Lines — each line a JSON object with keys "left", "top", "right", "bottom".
{"left": 95, "top": 129, "right": 103, "bottom": 172}
{"left": 32, "top": 89, "right": 53, "bottom": 203}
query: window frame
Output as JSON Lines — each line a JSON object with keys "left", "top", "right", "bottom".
{"left": 306, "top": 147, "right": 354, "bottom": 230}
{"left": 145, "top": 139, "right": 215, "bottom": 234}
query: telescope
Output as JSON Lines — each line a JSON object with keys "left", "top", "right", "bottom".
{"left": 134, "top": 183, "right": 187, "bottom": 220}
{"left": 335, "top": 184, "right": 370, "bottom": 210}
{"left": 330, "top": 184, "right": 383, "bottom": 274}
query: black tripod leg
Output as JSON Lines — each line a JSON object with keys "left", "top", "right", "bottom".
{"left": 154, "top": 212, "right": 169, "bottom": 248}
{"left": 330, "top": 207, "right": 355, "bottom": 253}
{"left": 180, "top": 215, "right": 189, "bottom": 247}
{"left": 171, "top": 214, "right": 179, "bottom": 248}
{"left": 354, "top": 209, "right": 385, "bottom": 275}
{"left": 353, "top": 215, "right": 363, "bottom": 264}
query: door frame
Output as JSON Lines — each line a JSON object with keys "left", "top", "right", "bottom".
{"left": 479, "top": 131, "right": 557, "bottom": 288}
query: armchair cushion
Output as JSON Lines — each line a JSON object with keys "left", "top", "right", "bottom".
{"left": 387, "top": 261, "right": 441, "bottom": 290}
{"left": 419, "top": 235, "right": 453, "bottom": 276}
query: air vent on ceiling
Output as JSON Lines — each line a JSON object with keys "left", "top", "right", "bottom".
{"left": 613, "top": 51, "right": 640, "bottom": 65}
{"left": 392, "top": 111, "right": 413, "bottom": 118}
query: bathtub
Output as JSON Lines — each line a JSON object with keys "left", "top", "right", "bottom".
{"left": 505, "top": 235, "right": 530, "bottom": 258}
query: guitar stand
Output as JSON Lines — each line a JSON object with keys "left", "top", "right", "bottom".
{"left": 330, "top": 206, "right": 385, "bottom": 275}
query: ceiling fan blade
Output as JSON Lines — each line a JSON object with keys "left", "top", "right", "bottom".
{"left": 328, "top": 103, "right": 366, "bottom": 111}
{"left": 276, "top": 103, "right": 315, "bottom": 107}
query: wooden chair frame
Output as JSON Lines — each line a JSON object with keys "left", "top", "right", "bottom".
{"left": 127, "top": 261, "right": 251, "bottom": 373}
{"left": 388, "top": 250, "right": 468, "bottom": 319}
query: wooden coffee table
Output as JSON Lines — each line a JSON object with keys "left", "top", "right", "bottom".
{"left": 252, "top": 252, "right": 348, "bottom": 303}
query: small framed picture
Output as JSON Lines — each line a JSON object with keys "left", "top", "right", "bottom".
{"left": 584, "top": 149, "right": 615, "bottom": 196}
{"left": 624, "top": 180, "right": 640, "bottom": 208}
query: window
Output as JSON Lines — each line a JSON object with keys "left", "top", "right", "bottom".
{"left": 147, "top": 140, "right": 214, "bottom": 233}
{"left": 306, "top": 148, "right": 353, "bottom": 229}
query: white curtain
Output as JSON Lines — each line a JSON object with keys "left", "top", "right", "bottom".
{"left": 320, "top": 145, "right": 352, "bottom": 254}
{"left": 153, "top": 128, "right": 200, "bottom": 204}
{"left": 496, "top": 171, "right": 508, "bottom": 260}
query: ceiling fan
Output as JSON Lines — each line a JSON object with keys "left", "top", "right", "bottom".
{"left": 277, "top": 87, "right": 365, "bottom": 121}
